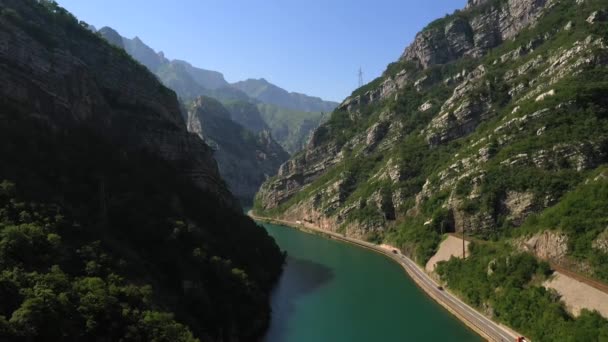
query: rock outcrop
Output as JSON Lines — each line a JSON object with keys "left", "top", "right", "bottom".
{"left": 593, "top": 228, "right": 608, "bottom": 254}
{"left": 501, "top": 191, "right": 536, "bottom": 226}
{"left": 402, "top": 0, "right": 551, "bottom": 69}
{"left": 187, "top": 97, "right": 288, "bottom": 203}
{"left": 517, "top": 231, "right": 569, "bottom": 261}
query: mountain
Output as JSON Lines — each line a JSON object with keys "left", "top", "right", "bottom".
{"left": 172, "top": 59, "right": 229, "bottom": 90}
{"left": 223, "top": 100, "right": 270, "bottom": 134}
{"left": 256, "top": 103, "right": 327, "bottom": 154}
{"left": 0, "top": 1, "right": 283, "bottom": 340}
{"left": 187, "top": 97, "right": 289, "bottom": 203}
{"left": 232, "top": 78, "right": 338, "bottom": 113}
{"left": 155, "top": 61, "right": 208, "bottom": 100}
{"left": 122, "top": 35, "right": 168, "bottom": 72}
{"left": 98, "top": 26, "right": 288, "bottom": 201}
{"left": 97, "top": 28, "right": 331, "bottom": 153}
{"left": 222, "top": 100, "right": 326, "bottom": 154}
{"left": 255, "top": 0, "right": 608, "bottom": 340}
{"left": 97, "top": 26, "right": 123, "bottom": 49}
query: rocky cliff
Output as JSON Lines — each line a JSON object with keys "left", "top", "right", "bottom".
{"left": 187, "top": 97, "right": 289, "bottom": 203}
{"left": 1, "top": 12, "right": 238, "bottom": 209}
{"left": 402, "top": 0, "right": 551, "bottom": 68}
{"left": 256, "top": 0, "right": 608, "bottom": 276}
{"left": 98, "top": 27, "right": 290, "bottom": 201}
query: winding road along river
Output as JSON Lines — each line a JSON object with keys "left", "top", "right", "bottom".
{"left": 261, "top": 222, "right": 481, "bottom": 342}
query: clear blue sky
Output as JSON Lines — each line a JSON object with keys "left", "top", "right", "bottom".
{"left": 57, "top": 0, "right": 466, "bottom": 102}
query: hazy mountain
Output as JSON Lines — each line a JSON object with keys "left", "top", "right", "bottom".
{"left": 97, "top": 26, "right": 123, "bottom": 49}
{"left": 232, "top": 78, "right": 339, "bottom": 113}
{"left": 155, "top": 61, "right": 207, "bottom": 100}
{"left": 172, "top": 59, "right": 229, "bottom": 90}
{"left": 98, "top": 27, "right": 336, "bottom": 154}
{"left": 256, "top": 103, "right": 326, "bottom": 154}
{"left": 99, "top": 26, "right": 289, "bottom": 197}
{"left": 188, "top": 97, "right": 289, "bottom": 203}
{"left": 223, "top": 100, "right": 270, "bottom": 134}
{"left": 122, "top": 35, "right": 168, "bottom": 72}
{"left": 104, "top": 29, "right": 234, "bottom": 98}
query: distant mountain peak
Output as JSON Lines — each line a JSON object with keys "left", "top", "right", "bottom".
{"left": 97, "top": 26, "right": 124, "bottom": 49}
{"left": 232, "top": 78, "right": 338, "bottom": 113}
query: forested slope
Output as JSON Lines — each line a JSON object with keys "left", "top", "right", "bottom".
{"left": 0, "top": 1, "right": 284, "bottom": 340}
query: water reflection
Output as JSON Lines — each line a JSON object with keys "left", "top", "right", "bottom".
{"left": 264, "top": 255, "right": 334, "bottom": 342}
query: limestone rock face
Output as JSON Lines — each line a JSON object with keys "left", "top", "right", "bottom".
{"left": 256, "top": 137, "right": 342, "bottom": 210}
{"left": 402, "top": 0, "right": 550, "bottom": 68}
{"left": 587, "top": 10, "right": 608, "bottom": 24}
{"left": 187, "top": 97, "right": 288, "bottom": 203}
{"left": 426, "top": 65, "right": 490, "bottom": 146}
{"left": 593, "top": 228, "right": 608, "bottom": 254}
{"left": 448, "top": 197, "right": 495, "bottom": 233}
{"left": 501, "top": 191, "right": 536, "bottom": 226}
{"left": 519, "top": 231, "right": 569, "bottom": 261}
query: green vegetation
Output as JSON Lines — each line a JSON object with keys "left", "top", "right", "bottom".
{"left": 255, "top": 0, "right": 608, "bottom": 339}
{"left": 0, "top": 190, "right": 198, "bottom": 341}
{"left": 0, "top": 107, "right": 284, "bottom": 340}
{"left": 0, "top": 1, "right": 285, "bottom": 340}
{"left": 223, "top": 100, "right": 270, "bottom": 134}
{"left": 437, "top": 243, "right": 608, "bottom": 341}
{"left": 518, "top": 167, "right": 608, "bottom": 281}
{"left": 232, "top": 78, "right": 338, "bottom": 114}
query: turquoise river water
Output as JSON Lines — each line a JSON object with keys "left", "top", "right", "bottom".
{"left": 261, "top": 222, "right": 481, "bottom": 342}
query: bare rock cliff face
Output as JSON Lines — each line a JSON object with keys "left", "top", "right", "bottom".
{"left": 187, "top": 97, "right": 288, "bottom": 203}
{"left": 593, "top": 228, "right": 608, "bottom": 254}
{"left": 338, "top": 0, "right": 553, "bottom": 120}
{"left": 402, "top": 0, "right": 551, "bottom": 69}
{"left": 256, "top": 126, "right": 343, "bottom": 210}
{"left": 0, "top": 0, "right": 238, "bottom": 209}
{"left": 517, "top": 231, "right": 569, "bottom": 261}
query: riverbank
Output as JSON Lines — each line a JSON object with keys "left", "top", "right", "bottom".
{"left": 249, "top": 211, "right": 523, "bottom": 342}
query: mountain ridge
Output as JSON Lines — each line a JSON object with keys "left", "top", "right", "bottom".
{"left": 232, "top": 78, "right": 338, "bottom": 113}
{"left": 97, "top": 26, "right": 332, "bottom": 153}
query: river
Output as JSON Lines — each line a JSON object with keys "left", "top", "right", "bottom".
{"left": 261, "top": 222, "right": 481, "bottom": 342}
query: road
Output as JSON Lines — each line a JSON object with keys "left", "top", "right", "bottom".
{"left": 250, "top": 212, "right": 522, "bottom": 342}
